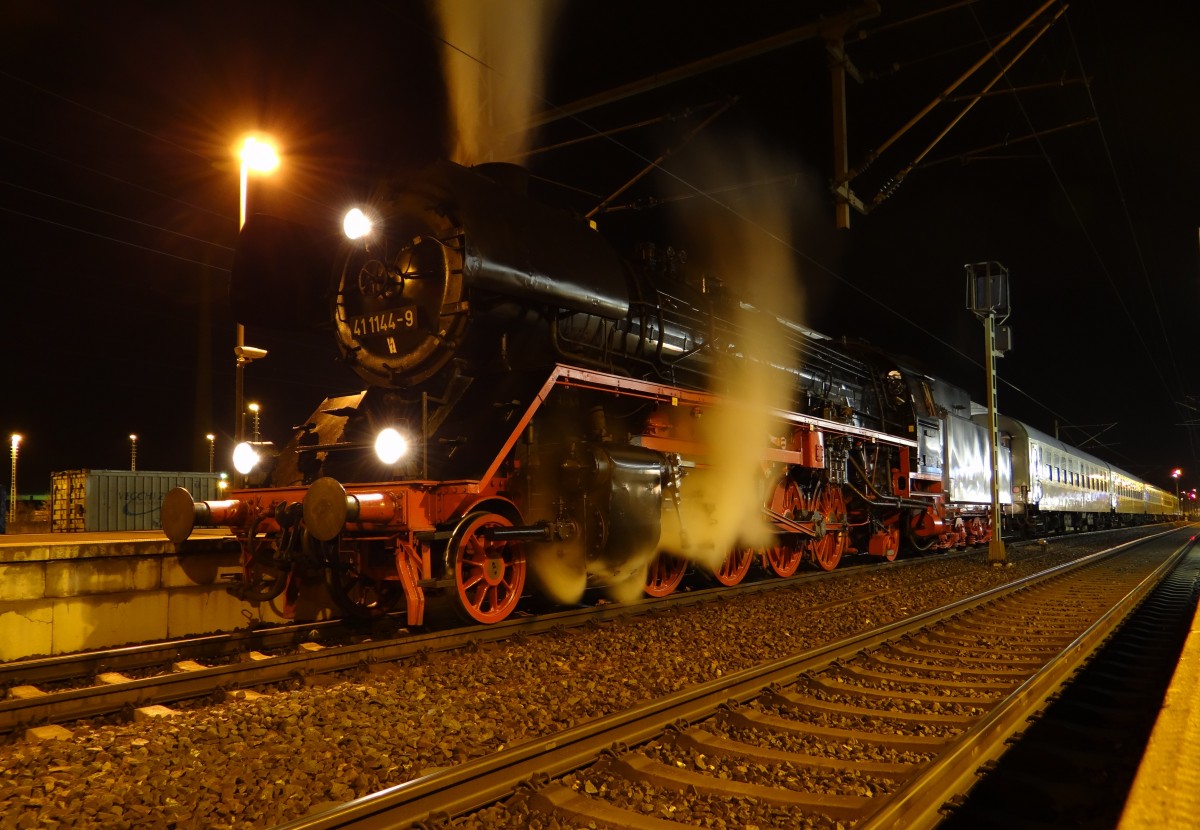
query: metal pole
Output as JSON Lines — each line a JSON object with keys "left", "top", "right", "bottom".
{"left": 129, "top": 434, "right": 138, "bottom": 473}
{"left": 206, "top": 434, "right": 215, "bottom": 474}
{"left": 233, "top": 136, "right": 276, "bottom": 452}
{"left": 235, "top": 163, "right": 248, "bottom": 446}
{"left": 8, "top": 435, "right": 19, "bottom": 526}
{"left": 984, "top": 314, "right": 1007, "bottom": 563}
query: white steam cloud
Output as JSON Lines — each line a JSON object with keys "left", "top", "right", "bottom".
{"left": 434, "top": 0, "right": 561, "bottom": 166}
{"left": 657, "top": 136, "right": 813, "bottom": 572}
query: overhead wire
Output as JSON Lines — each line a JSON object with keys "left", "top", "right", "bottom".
{"left": 401, "top": 0, "right": 1086, "bottom": 428}
{"left": 967, "top": 2, "right": 1191, "bottom": 469}
{"left": 1062, "top": 11, "right": 1198, "bottom": 466}
{"left": 5, "top": 4, "right": 1175, "bottom": 476}
{"left": 0, "top": 204, "right": 230, "bottom": 273}
{"left": 0, "top": 179, "right": 234, "bottom": 253}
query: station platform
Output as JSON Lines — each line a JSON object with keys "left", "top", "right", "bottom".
{"left": 1118, "top": 571, "right": 1200, "bottom": 829}
{"left": 0, "top": 529, "right": 313, "bottom": 662}
{"left": 0, "top": 527, "right": 231, "bottom": 553}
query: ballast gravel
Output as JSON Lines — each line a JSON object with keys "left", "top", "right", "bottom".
{"left": 0, "top": 529, "right": 1160, "bottom": 828}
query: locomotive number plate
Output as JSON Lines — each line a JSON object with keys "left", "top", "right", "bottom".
{"left": 349, "top": 306, "right": 417, "bottom": 338}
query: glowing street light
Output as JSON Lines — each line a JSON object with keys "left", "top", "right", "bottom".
{"left": 206, "top": 433, "right": 216, "bottom": 474}
{"left": 130, "top": 434, "right": 138, "bottom": 473}
{"left": 238, "top": 136, "right": 279, "bottom": 228}
{"left": 8, "top": 434, "right": 20, "bottom": 526}
{"left": 1172, "top": 468, "right": 1182, "bottom": 514}
{"left": 234, "top": 134, "right": 278, "bottom": 445}
{"left": 248, "top": 402, "right": 262, "bottom": 442}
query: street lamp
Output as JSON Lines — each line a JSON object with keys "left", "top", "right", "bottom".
{"left": 129, "top": 434, "right": 138, "bottom": 473}
{"left": 206, "top": 433, "right": 215, "bottom": 473}
{"left": 248, "top": 403, "right": 262, "bottom": 442}
{"left": 1172, "top": 468, "right": 1181, "bottom": 515}
{"left": 234, "top": 134, "right": 278, "bottom": 445}
{"left": 8, "top": 434, "right": 20, "bottom": 526}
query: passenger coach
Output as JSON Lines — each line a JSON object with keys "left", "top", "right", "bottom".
{"left": 994, "top": 415, "right": 1178, "bottom": 533}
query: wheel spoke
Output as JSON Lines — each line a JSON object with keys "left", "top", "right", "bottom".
{"left": 809, "top": 486, "right": 846, "bottom": 571}
{"left": 764, "top": 478, "right": 804, "bottom": 577}
{"left": 326, "top": 539, "right": 401, "bottom": 619}
{"left": 713, "top": 546, "right": 753, "bottom": 586}
{"left": 451, "top": 513, "right": 526, "bottom": 624}
{"left": 645, "top": 552, "right": 687, "bottom": 597}
{"left": 763, "top": 543, "right": 801, "bottom": 578}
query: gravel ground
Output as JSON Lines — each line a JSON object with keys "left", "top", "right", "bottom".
{"left": 0, "top": 530, "right": 1163, "bottom": 828}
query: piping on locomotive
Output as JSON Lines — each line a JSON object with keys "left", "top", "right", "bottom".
{"left": 161, "top": 160, "right": 1174, "bottom": 624}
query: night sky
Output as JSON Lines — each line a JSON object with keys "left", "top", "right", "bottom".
{"left": 2, "top": 0, "right": 1198, "bottom": 498}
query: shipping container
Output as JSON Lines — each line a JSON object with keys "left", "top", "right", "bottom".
{"left": 50, "top": 470, "right": 224, "bottom": 532}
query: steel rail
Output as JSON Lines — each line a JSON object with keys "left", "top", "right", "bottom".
{"left": 857, "top": 535, "right": 1191, "bottom": 828}
{"left": 1, "top": 526, "right": 1158, "bottom": 735}
{"left": 1, "top": 557, "right": 898, "bottom": 734}
{"left": 272, "top": 527, "right": 1186, "bottom": 829}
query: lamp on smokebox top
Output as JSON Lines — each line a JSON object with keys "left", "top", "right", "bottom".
{"left": 343, "top": 207, "right": 373, "bottom": 240}
{"left": 966, "top": 261, "right": 1012, "bottom": 565}
{"left": 234, "top": 134, "right": 278, "bottom": 446}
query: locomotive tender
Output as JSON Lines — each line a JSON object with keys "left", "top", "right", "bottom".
{"left": 162, "top": 160, "right": 1178, "bottom": 624}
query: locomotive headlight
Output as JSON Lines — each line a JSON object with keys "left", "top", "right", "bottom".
{"left": 232, "top": 441, "right": 261, "bottom": 475}
{"left": 232, "top": 441, "right": 279, "bottom": 485}
{"left": 374, "top": 428, "right": 408, "bottom": 465}
{"left": 343, "top": 207, "right": 373, "bottom": 240}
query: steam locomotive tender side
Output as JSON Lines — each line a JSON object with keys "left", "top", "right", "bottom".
{"left": 163, "top": 161, "right": 1005, "bottom": 625}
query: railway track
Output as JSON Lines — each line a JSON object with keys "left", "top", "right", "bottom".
{"left": 0, "top": 530, "right": 1154, "bottom": 740}
{"left": 2, "top": 553, "right": 926, "bottom": 737}
{"left": 270, "top": 529, "right": 1193, "bottom": 829}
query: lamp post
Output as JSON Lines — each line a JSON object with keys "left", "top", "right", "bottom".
{"left": 1172, "top": 468, "right": 1181, "bottom": 516}
{"left": 129, "top": 434, "right": 138, "bottom": 473}
{"left": 234, "top": 135, "right": 278, "bottom": 445}
{"left": 248, "top": 403, "right": 261, "bottom": 442}
{"left": 8, "top": 434, "right": 20, "bottom": 526}
{"left": 206, "top": 433, "right": 215, "bottom": 473}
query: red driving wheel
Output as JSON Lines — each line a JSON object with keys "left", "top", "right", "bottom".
{"left": 450, "top": 513, "right": 526, "bottom": 624}
{"left": 644, "top": 552, "right": 688, "bottom": 597}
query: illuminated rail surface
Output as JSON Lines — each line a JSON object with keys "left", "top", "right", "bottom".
{"left": 0, "top": 525, "right": 1174, "bottom": 737}
{"left": 269, "top": 528, "right": 1190, "bottom": 830}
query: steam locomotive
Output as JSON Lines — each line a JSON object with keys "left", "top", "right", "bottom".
{"left": 162, "top": 159, "right": 1178, "bottom": 624}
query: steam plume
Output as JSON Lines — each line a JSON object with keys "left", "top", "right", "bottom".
{"left": 434, "top": 0, "right": 561, "bottom": 166}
